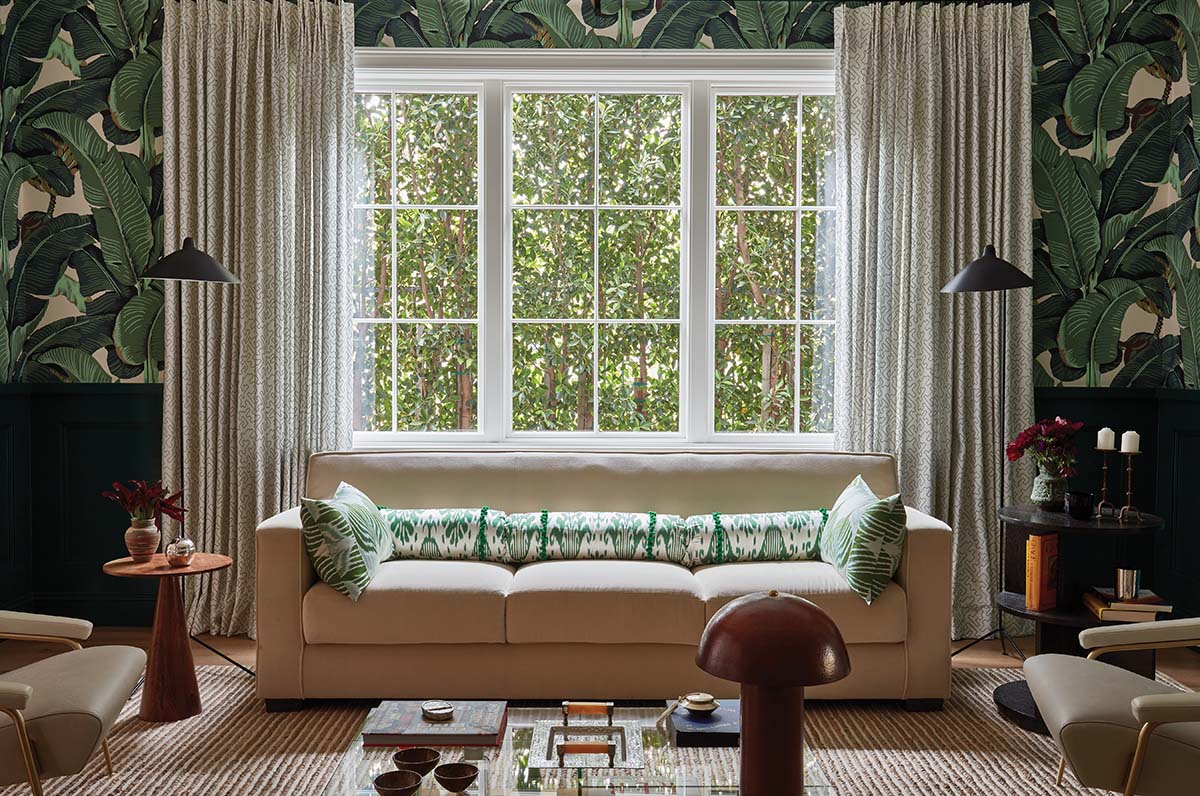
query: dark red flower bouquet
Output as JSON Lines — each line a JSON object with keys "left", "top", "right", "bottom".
{"left": 1006, "top": 417, "right": 1085, "bottom": 478}
{"left": 102, "top": 480, "right": 186, "bottom": 524}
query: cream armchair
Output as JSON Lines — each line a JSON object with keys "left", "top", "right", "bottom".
{"left": 1025, "top": 617, "right": 1200, "bottom": 796}
{"left": 0, "top": 611, "right": 146, "bottom": 796}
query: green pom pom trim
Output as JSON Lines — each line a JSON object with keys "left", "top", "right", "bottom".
{"left": 645, "top": 510, "right": 657, "bottom": 559}
{"left": 712, "top": 512, "right": 726, "bottom": 564}
{"left": 538, "top": 509, "right": 549, "bottom": 561}
{"left": 475, "top": 506, "right": 490, "bottom": 560}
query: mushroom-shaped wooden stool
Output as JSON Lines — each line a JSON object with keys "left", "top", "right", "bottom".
{"left": 696, "top": 590, "right": 850, "bottom": 795}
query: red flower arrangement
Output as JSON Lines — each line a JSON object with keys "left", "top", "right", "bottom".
{"left": 102, "top": 480, "right": 186, "bottom": 524}
{"left": 1006, "top": 417, "right": 1085, "bottom": 478}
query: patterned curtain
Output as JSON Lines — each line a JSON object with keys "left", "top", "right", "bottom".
{"left": 833, "top": 2, "right": 1035, "bottom": 639}
{"left": 161, "top": 0, "right": 356, "bottom": 636}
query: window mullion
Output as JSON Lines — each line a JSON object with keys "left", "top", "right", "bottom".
{"left": 686, "top": 81, "right": 713, "bottom": 444}
{"left": 480, "top": 81, "right": 505, "bottom": 442}
{"left": 592, "top": 91, "right": 600, "bottom": 434}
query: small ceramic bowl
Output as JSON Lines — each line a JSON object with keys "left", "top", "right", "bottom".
{"left": 434, "top": 762, "right": 479, "bottom": 793}
{"left": 681, "top": 691, "right": 719, "bottom": 715}
{"left": 393, "top": 746, "right": 441, "bottom": 777}
{"left": 373, "top": 769, "right": 421, "bottom": 796}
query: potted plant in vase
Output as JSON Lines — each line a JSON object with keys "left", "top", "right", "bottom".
{"left": 1006, "top": 417, "right": 1084, "bottom": 512}
{"left": 102, "top": 480, "right": 186, "bottom": 563}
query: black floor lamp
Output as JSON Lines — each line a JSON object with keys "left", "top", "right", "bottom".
{"left": 143, "top": 238, "right": 253, "bottom": 676}
{"left": 941, "top": 245, "right": 1033, "bottom": 658}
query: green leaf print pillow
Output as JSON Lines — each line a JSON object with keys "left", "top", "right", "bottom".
{"left": 684, "top": 511, "right": 825, "bottom": 567}
{"left": 300, "top": 482, "right": 393, "bottom": 601}
{"left": 818, "top": 475, "right": 908, "bottom": 604}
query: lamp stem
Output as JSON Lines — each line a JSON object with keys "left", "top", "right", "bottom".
{"left": 999, "top": 289, "right": 1007, "bottom": 511}
{"left": 177, "top": 280, "right": 185, "bottom": 524}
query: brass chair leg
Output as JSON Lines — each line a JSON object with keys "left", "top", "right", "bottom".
{"left": 1124, "top": 722, "right": 1159, "bottom": 796}
{"left": 101, "top": 737, "right": 114, "bottom": 776}
{"left": 1, "top": 707, "right": 43, "bottom": 796}
{"left": 1055, "top": 755, "right": 1066, "bottom": 786}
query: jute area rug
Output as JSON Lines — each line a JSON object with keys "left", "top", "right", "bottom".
{"left": 1, "top": 666, "right": 1153, "bottom": 795}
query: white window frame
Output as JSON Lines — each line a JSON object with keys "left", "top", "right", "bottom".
{"left": 353, "top": 49, "right": 835, "bottom": 451}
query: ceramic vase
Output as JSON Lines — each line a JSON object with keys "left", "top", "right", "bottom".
{"left": 1031, "top": 466, "right": 1067, "bottom": 512}
{"left": 124, "top": 518, "right": 160, "bottom": 563}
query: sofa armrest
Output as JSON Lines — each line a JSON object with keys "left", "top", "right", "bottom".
{"left": 0, "top": 610, "right": 92, "bottom": 643}
{"left": 1132, "top": 692, "right": 1200, "bottom": 725}
{"left": 1081, "top": 617, "right": 1200, "bottom": 657}
{"left": 894, "top": 506, "right": 953, "bottom": 700}
{"left": 255, "top": 507, "right": 314, "bottom": 701}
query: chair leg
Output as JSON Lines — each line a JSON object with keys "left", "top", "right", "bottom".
{"left": 1055, "top": 756, "right": 1066, "bottom": 786}
{"left": 1124, "top": 722, "right": 1159, "bottom": 796}
{"left": 101, "top": 737, "right": 114, "bottom": 776}
{"left": 1, "top": 708, "right": 43, "bottom": 796}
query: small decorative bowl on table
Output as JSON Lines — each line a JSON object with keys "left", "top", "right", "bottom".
{"left": 434, "top": 762, "right": 479, "bottom": 793}
{"left": 393, "top": 747, "right": 440, "bottom": 777}
{"left": 373, "top": 769, "right": 421, "bottom": 796}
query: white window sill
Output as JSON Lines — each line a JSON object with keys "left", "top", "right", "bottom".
{"left": 351, "top": 432, "right": 836, "bottom": 453}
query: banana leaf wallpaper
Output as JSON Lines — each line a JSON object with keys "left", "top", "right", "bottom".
{"left": 1, "top": 0, "right": 1197, "bottom": 389}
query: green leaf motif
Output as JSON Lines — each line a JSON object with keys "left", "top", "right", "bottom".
{"left": 37, "top": 346, "right": 112, "bottom": 383}
{"left": 109, "top": 40, "right": 161, "bottom": 132}
{"left": 1058, "top": 277, "right": 1160, "bottom": 371}
{"left": 415, "top": 0, "right": 470, "bottom": 47}
{"left": 1062, "top": 43, "right": 1152, "bottom": 137}
{"left": 635, "top": 0, "right": 723, "bottom": 49}
{"left": 1098, "top": 97, "right": 1183, "bottom": 221}
{"left": 1054, "top": 0, "right": 1109, "bottom": 54}
{"left": 112, "top": 284, "right": 163, "bottom": 366}
{"left": 732, "top": 0, "right": 789, "bottom": 49}
{"left": 354, "top": 0, "right": 415, "bottom": 46}
{"left": 513, "top": 0, "right": 589, "bottom": 48}
{"left": 1145, "top": 236, "right": 1200, "bottom": 388}
{"left": 33, "top": 111, "right": 153, "bottom": 284}
{"left": 1111, "top": 335, "right": 1182, "bottom": 387}
{"left": 92, "top": 0, "right": 148, "bottom": 51}
{"left": 0, "top": 152, "right": 36, "bottom": 246}
{"left": 1156, "top": 0, "right": 1200, "bottom": 159}
{"left": 15, "top": 313, "right": 115, "bottom": 379}
{"left": 7, "top": 213, "right": 96, "bottom": 328}
{"left": 0, "top": 0, "right": 88, "bottom": 90}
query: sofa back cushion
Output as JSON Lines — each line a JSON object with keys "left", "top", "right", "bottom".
{"left": 383, "top": 507, "right": 508, "bottom": 561}
{"left": 305, "top": 451, "right": 899, "bottom": 515}
{"left": 300, "top": 482, "right": 393, "bottom": 601}
{"left": 504, "top": 511, "right": 689, "bottom": 564}
{"left": 684, "top": 510, "right": 825, "bottom": 566}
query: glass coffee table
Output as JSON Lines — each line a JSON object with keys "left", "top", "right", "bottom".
{"left": 322, "top": 706, "right": 833, "bottom": 794}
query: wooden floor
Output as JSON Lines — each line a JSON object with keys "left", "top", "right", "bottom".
{"left": 2, "top": 629, "right": 1197, "bottom": 688}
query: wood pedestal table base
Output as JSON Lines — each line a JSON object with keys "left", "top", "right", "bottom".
{"left": 103, "top": 553, "right": 233, "bottom": 722}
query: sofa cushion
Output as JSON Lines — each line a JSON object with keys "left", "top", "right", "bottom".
{"left": 504, "top": 511, "right": 690, "bottom": 564}
{"left": 300, "top": 481, "right": 393, "bottom": 601}
{"left": 693, "top": 561, "right": 907, "bottom": 644}
{"left": 506, "top": 560, "right": 704, "bottom": 645}
{"left": 683, "top": 510, "right": 824, "bottom": 566}
{"left": 303, "top": 560, "right": 514, "bottom": 644}
{"left": 819, "top": 475, "right": 908, "bottom": 604}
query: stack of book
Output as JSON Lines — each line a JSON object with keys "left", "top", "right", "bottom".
{"left": 361, "top": 700, "right": 508, "bottom": 747}
{"left": 1082, "top": 588, "right": 1173, "bottom": 623}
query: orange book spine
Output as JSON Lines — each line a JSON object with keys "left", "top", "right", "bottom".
{"left": 1026, "top": 534, "right": 1058, "bottom": 611}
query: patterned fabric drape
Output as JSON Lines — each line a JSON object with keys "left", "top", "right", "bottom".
{"left": 833, "top": 3, "right": 1034, "bottom": 639}
{"left": 161, "top": 0, "right": 355, "bottom": 636}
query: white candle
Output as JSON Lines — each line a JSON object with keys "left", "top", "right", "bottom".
{"left": 1097, "top": 427, "right": 1115, "bottom": 450}
{"left": 1121, "top": 430, "right": 1140, "bottom": 454}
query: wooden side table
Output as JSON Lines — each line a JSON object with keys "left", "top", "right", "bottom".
{"left": 103, "top": 553, "right": 233, "bottom": 722}
{"left": 994, "top": 505, "right": 1163, "bottom": 734}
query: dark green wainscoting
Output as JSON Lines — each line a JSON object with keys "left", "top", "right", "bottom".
{"left": 1034, "top": 388, "right": 1200, "bottom": 621}
{"left": 0, "top": 384, "right": 162, "bottom": 625}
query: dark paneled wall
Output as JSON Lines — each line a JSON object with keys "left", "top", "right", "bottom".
{"left": 0, "top": 385, "right": 161, "bottom": 625}
{"left": 1035, "top": 387, "right": 1200, "bottom": 618}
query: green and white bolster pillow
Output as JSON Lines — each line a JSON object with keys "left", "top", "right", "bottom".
{"left": 382, "top": 507, "right": 509, "bottom": 562}
{"left": 684, "top": 510, "right": 825, "bottom": 567}
{"left": 504, "top": 511, "right": 690, "bottom": 564}
{"left": 300, "top": 482, "right": 393, "bottom": 601}
{"left": 818, "top": 475, "right": 908, "bottom": 605}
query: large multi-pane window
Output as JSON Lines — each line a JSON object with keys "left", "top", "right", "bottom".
{"left": 351, "top": 60, "right": 835, "bottom": 446}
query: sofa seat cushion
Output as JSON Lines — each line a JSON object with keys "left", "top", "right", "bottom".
{"left": 506, "top": 560, "right": 704, "bottom": 645}
{"left": 303, "top": 560, "right": 514, "bottom": 644}
{"left": 693, "top": 561, "right": 907, "bottom": 644}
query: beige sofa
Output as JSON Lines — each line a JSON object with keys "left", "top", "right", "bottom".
{"left": 256, "top": 451, "right": 952, "bottom": 710}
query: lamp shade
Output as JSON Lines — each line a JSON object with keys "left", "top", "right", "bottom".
{"left": 142, "top": 238, "right": 239, "bottom": 283}
{"left": 941, "top": 245, "right": 1032, "bottom": 293}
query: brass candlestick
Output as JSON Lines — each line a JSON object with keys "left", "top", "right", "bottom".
{"left": 1119, "top": 451, "right": 1141, "bottom": 522}
{"left": 1096, "top": 448, "right": 1116, "bottom": 517}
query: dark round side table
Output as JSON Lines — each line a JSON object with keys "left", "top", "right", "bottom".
{"left": 103, "top": 552, "right": 233, "bottom": 722}
{"left": 993, "top": 505, "right": 1162, "bottom": 734}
